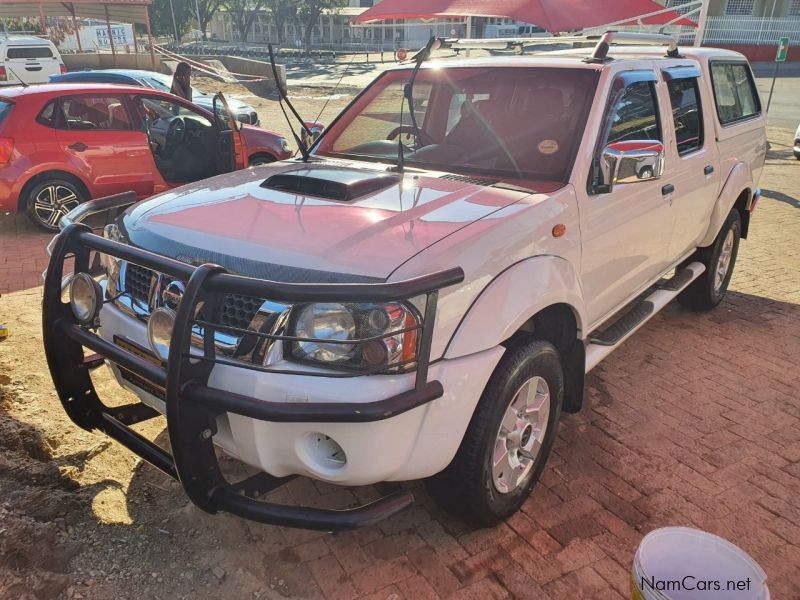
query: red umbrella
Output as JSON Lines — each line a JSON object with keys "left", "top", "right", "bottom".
{"left": 352, "top": 0, "right": 696, "bottom": 32}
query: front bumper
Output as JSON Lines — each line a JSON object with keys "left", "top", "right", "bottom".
{"left": 43, "top": 223, "right": 464, "bottom": 530}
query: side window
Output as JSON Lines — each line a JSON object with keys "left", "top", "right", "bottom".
{"left": 666, "top": 77, "right": 703, "bottom": 155}
{"left": 37, "top": 100, "right": 56, "bottom": 128}
{"left": 607, "top": 81, "right": 662, "bottom": 144}
{"left": 710, "top": 62, "right": 761, "bottom": 125}
{"left": 135, "top": 96, "right": 212, "bottom": 128}
{"left": 60, "top": 96, "right": 133, "bottom": 131}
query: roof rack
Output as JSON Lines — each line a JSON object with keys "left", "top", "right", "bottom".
{"left": 438, "top": 30, "right": 680, "bottom": 61}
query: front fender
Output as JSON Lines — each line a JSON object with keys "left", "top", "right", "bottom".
{"left": 698, "top": 162, "right": 753, "bottom": 247}
{"left": 444, "top": 255, "right": 586, "bottom": 360}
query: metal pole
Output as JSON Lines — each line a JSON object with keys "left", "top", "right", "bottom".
{"left": 145, "top": 6, "right": 156, "bottom": 69}
{"left": 195, "top": 0, "right": 203, "bottom": 42}
{"left": 169, "top": 0, "right": 180, "bottom": 44}
{"left": 70, "top": 5, "right": 83, "bottom": 52}
{"left": 766, "top": 59, "right": 780, "bottom": 114}
{"left": 104, "top": 5, "right": 116, "bottom": 65}
{"left": 38, "top": 4, "right": 47, "bottom": 37}
{"left": 693, "top": 0, "right": 710, "bottom": 47}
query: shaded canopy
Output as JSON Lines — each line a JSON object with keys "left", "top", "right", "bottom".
{"left": 0, "top": 0, "right": 152, "bottom": 24}
{"left": 352, "top": 0, "right": 696, "bottom": 32}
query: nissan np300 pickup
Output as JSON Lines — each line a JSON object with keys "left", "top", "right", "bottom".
{"left": 43, "top": 32, "right": 766, "bottom": 530}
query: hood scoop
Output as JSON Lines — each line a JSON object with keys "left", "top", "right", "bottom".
{"left": 261, "top": 166, "right": 400, "bottom": 202}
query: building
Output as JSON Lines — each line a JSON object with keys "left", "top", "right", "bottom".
{"left": 208, "top": 0, "right": 799, "bottom": 61}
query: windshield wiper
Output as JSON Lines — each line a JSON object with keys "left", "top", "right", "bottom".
{"left": 396, "top": 37, "right": 440, "bottom": 174}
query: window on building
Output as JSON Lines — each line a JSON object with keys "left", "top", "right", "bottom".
{"left": 710, "top": 62, "right": 761, "bottom": 125}
{"left": 607, "top": 81, "right": 662, "bottom": 144}
{"left": 790, "top": 0, "right": 800, "bottom": 16}
{"left": 724, "top": 0, "right": 755, "bottom": 15}
{"left": 666, "top": 77, "right": 703, "bottom": 155}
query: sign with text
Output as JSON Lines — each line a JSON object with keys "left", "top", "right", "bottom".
{"left": 776, "top": 37, "right": 789, "bottom": 62}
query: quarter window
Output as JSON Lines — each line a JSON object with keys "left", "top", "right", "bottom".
{"left": 607, "top": 81, "right": 662, "bottom": 144}
{"left": 710, "top": 62, "right": 761, "bottom": 125}
{"left": 60, "top": 96, "right": 133, "bottom": 130}
{"left": 666, "top": 77, "right": 703, "bottom": 155}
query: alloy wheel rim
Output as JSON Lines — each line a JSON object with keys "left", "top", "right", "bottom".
{"left": 714, "top": 229, "right": 735, "bottom": 292}
{"left": 33, "top": 185, "right": 80, "bottom": 229}
{"left": 491, "top": 376, "right": 550, "bottom": 495}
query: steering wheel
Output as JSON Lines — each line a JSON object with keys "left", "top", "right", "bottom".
{"left": 387, "top": 125, "right": 430, "bottom": 148}
{"left": 163, "top": 117, "right": 186, "bottom": 158}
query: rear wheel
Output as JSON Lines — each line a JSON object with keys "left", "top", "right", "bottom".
{"left": 425, "top": 339, "right": 563, "bottom": 526}
{"left": 25, "top": 178, "right": 86, "bottom": 232}
{"left": 678, "top": 209, "right": 741, "bottom": 311}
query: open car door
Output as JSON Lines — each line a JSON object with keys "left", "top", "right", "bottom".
{"left": 212, "top": 93, "right": 244, "bottom": 173}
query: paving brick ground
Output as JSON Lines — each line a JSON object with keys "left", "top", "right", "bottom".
{"left": 0, "top": 130, "right": 798, "bottom": 599}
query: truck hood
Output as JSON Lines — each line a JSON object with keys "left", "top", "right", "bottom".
{"left": 121, "top": 161, "right": 554, "bottom": 282}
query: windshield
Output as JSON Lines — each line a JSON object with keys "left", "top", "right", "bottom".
{"left": 139, "top": 73, "right": 173, "bottom": 92}
{"left": 315, "top": 67, "right": 599, "bottom": 182}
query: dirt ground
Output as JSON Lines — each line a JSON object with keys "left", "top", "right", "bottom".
{"left": 0, "top": 82, "right": 799, "bottom": 598}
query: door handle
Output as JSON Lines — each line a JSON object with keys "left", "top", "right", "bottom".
{"left": 662, "top": 184, "right": 675, "bottom": 196}
{"left": 704, "top": 165, "right": 714, "bottom": 175}
{"left": 68, "top": 142, "right": 88, "bottom": 152}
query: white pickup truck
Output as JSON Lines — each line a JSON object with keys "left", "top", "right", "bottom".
{"left": 43, "top": 32, "right": 766, "bottom": 530}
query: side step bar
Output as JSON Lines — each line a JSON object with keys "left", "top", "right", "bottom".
{"left": 585, "top": 262, "right": 706, "bottom": 373}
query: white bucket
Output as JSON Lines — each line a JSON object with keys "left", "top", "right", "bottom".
{"left": 631, "top": 527, "right": 769, "bottom": 600}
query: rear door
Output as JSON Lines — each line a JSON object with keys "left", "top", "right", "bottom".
{"left": 3, "top": 43, "right": 61, "bottom": 85}
{"left": 660, "top": 66, "right": 720, "bottom": 260}
{"left": 579, "top": 70, "right": 676, "bottom": 326}
{"left": 54, "top": 94, "right": 155, "bottom": 198}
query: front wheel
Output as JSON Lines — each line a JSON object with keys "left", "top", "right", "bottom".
{"left": 678, "top": 208, "right": 741, "bottom": 311}
{"left": 249, "top": 153, "right": 276, "bottom": 167}
{"left": 425, "top": 339, "right": 563, "bottom": 526}
{"left": 25, "top": 178, "right": 86, "bottom": 232}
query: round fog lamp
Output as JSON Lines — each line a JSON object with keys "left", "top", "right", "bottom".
{"left": 147, "top": 307, "right": 176, "bottom": 361}
{"left": 69, "top": 273, "right": 102, "bottom": 325}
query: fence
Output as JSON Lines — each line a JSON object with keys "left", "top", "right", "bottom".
{"left": 701, "top": 16, "right": 800, "bottom": 45}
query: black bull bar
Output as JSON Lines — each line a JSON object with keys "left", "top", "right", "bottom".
{"left": 43, "top": 223, "right": 464, "bottom": 530}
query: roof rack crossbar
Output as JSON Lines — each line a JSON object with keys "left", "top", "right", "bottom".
{"left": 438, "top": 30, "right": 679, "bottom": 60}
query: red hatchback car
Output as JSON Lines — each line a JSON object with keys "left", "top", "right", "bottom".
{"left": 0, "top": 83, "right": 293, "bottom": 230}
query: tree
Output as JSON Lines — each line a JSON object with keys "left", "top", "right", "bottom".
{"left": 149, "top": 0, "right": 194, "bottom": 40}
{"left": 196, "top": 0, "right": 224, "bottom": 41}
{"left": 226, "top": 0, "right": 267, "bottom": 43}
{"left": 295, "top": 0, "right": 345, "bottom": 52}
{"left": 266, "top": 0, "right": 296, "bottom": 44}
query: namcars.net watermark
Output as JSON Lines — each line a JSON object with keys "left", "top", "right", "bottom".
{"left": 640, "top": 576, "right": 753, "bottom": 593}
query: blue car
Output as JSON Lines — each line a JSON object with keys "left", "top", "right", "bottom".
{"left": 50, "top": 69, "right": 260, "bottom": 125}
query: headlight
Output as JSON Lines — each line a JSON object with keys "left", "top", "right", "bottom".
{"left": 279, "top": 137, "right": 290, "bottom": 153}
{"left": 287, "top": 302, "right": 420, "bottom": 372}
{"left": 69, "top": 273, "right": 103, "bottom": 326}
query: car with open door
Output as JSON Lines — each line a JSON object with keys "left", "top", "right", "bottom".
{"left": 0, "top": 83, "right": 292, "bottom": 230}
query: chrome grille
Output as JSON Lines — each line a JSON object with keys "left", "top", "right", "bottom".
{"left": 124, "top": 263, "right": 155, "bottom": 304}
{"left": 220, "top": 295, "right": 264, "bottom": 331}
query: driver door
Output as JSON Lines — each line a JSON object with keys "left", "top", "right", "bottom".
{"left": 213, "top": 93, "right": 244, "bottom": 173}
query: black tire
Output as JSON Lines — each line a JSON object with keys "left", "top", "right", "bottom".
{"left": 425, "top": 339, "right": 563, "bottom": 526}
{"left": 249, "top": 153, "right": 276, "bottom": 167}
{"left": 678, "top": 209, "right": 741, "bottom": 311}
{"left": 25, "top": 178, "right": 86, "bottom": 232}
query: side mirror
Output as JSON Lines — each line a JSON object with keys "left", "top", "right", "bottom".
{"left": 600, "top": 140, "right": 664, "bottom": 190}
{"left": 301, "top": 121, "right": 325, "bottom": 148}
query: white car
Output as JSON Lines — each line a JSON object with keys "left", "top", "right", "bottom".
{"left": 0, "top": 36, "right": 65, "bottom": 86}
{"left": 43, "top": 33, "right": 766, "bottom": 531}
